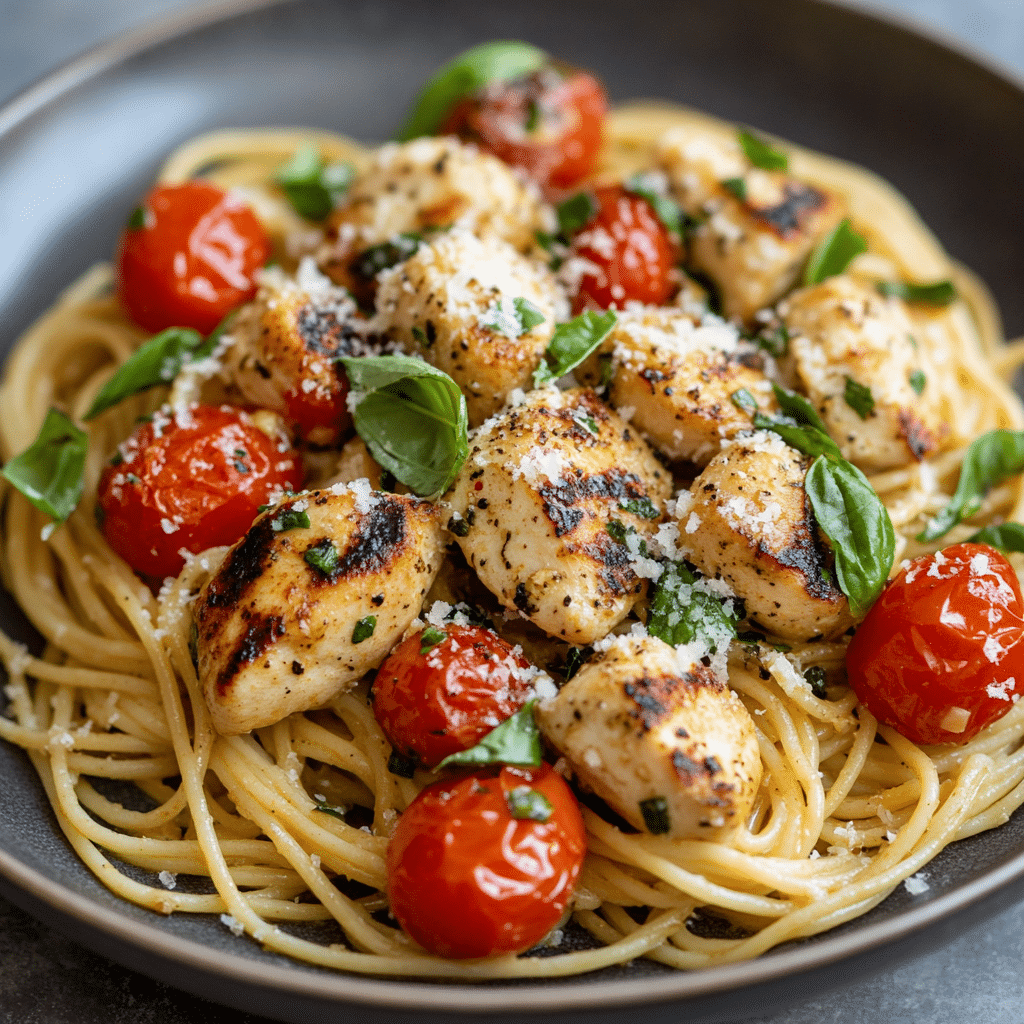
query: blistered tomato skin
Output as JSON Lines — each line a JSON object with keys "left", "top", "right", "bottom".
{"left": 570, "top": 185, "right": 676, "bottom": 311}
{"left": 440, "top": 68, "right": 606, "bottom": 192}
{"left": 386, "top": 764, "right": 586, "bottom": 959}
{"left": 846, "top": 543, "right": 1024, "bottom": 745}
{"left": 372, "top": 624, "right": 533, "bottom": 768}
{"left": 117, "top": 181, "right": 271, "bottom": 335}
{"left": 97, "top": 405, "right": 302, "bottom": 580}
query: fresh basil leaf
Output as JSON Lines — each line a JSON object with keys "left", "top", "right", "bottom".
{"left": 352, "top": 615, "right": 376, "bottom": 644}
{"left": 352, "top": 233, "right": 423, "bottom": 279}
{"left": 730, "top": 388, "right": 758, "bottom": 416}
{"left": 721, "top": 177, "right": 747, "bottom": 202}
{"left": 738, "top": 128, "right": 788, "bottom": 171}
{"left": 506, "top": 786, "right": 553, "bottom": 822}
{"left": 919, "top": 429, "right": 1024, "bottom": 542}
{"left": 84, "top": 327, "right": 202, "bottom": 419}
{"left": 966, "top": 522, "right": 1024, "bottom": 553}
{"left": 804, "top": 455, "right": 894, "bottom": 617}
{"left": 271, "top": 508, "right": 310, "bottom": 533}
{"left": 639, "top": 796, "right": 671, "bottom": 835}
{"left": 397, "top": 40, "right": 548, "bottom": 140}
{"left": 605, "top": 518, "right": 629, "bottom": 546}
{"left": 843, "top": 377, "right": 875, "bottom": 419}
{"left": 1, "top": 409, "right": 87, "bottom": 524}
{"left": 619, "top": 496, "right": 661, "bottom": 520}
{"left": 275, "top": 144, "right": 354, "bottom": 220}
{"left": 533, "top": 310, "right": 617, "bottom": 386}
{"left": 804, "top": 665, "right": 828, "bottom": 698}
{"left": 479, "top": 296, "right": 545, "bottom": 337}
{"left": 647, "top": 561, "right": 738, "bottom": 654}
{"left": 339, "top": 354, "right": 468, "bottom": 496}
{"left": 755, "top": 323, "right": 789, "bottom": 358}
{"left": 556, "top": 191, "right": 599, "bottom": 236}
{"left": 876, "top": 279, "right": 957, "bottom": 306}
{"left": 803, "top": 219, "right": 867, "bottom": 286}
{"left": 420, "top": 624, "right": 447, "bottom": 653}
{"left": 624, "top": 173, "right": 685, "bottom": 238}
{"left": 908, "top": 369, "right": 927, "bottom": 395}
{"left": 127, "top": 205, "right": 148, "bottom": 230}
{"left": 436, "top": 700, "right": 542, "bottom": 769}
{"left": 304, "top": 539, "right": 339, "bottom": 576}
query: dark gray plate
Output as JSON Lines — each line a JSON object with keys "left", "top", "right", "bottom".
{"left": 1, "top": 2, "right": 1022, "bottom": 1022}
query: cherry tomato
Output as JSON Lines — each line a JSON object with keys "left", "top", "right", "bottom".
{"left": 570, "top": 185, "right": 676, "bottom": 311}
{"left": 117, "top": 181, "right": 271, "bottom": 334}
{"left": 440, "top": 67, "right": 606, "bottom": 192}
{"left": 386, "top": 763, "right": 586, "bottom": 958}
{"left": 97, "top": 404, "right": 302, "bottom": 580}
{"left": 372, "top": 624, "right": 533, "bottom": 768}
{"left": 846, "top": 543, "right": 1024, "bottom": 745}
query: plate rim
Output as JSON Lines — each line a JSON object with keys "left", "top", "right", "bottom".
{"left": 1, "top": 0, "right": 1023, "bottom": 1014}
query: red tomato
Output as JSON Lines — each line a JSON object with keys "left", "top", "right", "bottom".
{"left": 846, "top": 543, "right": 1024, "bottom": 745}
{"left": 570, "top": 185, "right": 676, "bottom": 311}
{"left": 372, "top": 624, "right": 533, "bottom": 768}
{"left": 386, "top": 763, "right": 586, "bottom": 958}
{"left": 117, "top": 181, "right": 271, "bottom": 334}
{"left": 440, "top": 68, "right": 606, "bottom": 191}
{"left": 97, "top": 404, "right": 302, "bottom": 579}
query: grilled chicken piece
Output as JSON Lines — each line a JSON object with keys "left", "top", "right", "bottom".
{"left": 537, "top": 634, "right": 761, "bottom": 839}
{"left": 222, "top": 261, "right": 390, "bottom": 446}
{"left": 322, "top": 136, "right": 553, "bottom": 267}
{"left": 779, "top": 275, "right": 944, "bottom": 472}
{"left": 194, "top": 484, "right": 444, "bottom": 734}
{"left": 576, "top": 306, "right": 777, "bottom": 465}
{"left": 375, "top": 229, "right": 565, "bottom": 427}
{"left": 446, "top": 387, "right": 671, "bottom": 644}
{"left": 656, "top": 127, "right": 843, "bottom": 323}
{"left": 677, "top": 431, "right": 852, "bottom": 642}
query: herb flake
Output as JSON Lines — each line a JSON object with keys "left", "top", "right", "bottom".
{"left": 843, "top": 377, "right": 875, "bottom": 419}
{"left": 803, "top": 219, "right": 868, "bottom": 286}
{"left": 437, "top": 701, "right": 542, "bottom": 769}
{"left": 304, "top": 539, "right": 339, "bottom": 576}
{"left": 533, "top": 310, "right": 617, "bottom": 387}
{"left": 275, "top": 144, "right": 354, "bottom": 220}
{"left": 877, "top": 280, "right": 957, "bottom": 306}
{"left": 640, "top": 796, "right": 671, "bottom": 835}
{"left": 505, "top": 786, "right": 553, "bottom": 822}
{"left": 352, "top": 616, "right": 376, "bottom": 644}
{"left": 739, "top": 129, "right": 788, "bottom": 171}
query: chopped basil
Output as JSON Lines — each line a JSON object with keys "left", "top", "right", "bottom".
{"left": 738, "top": 128, "right": 788, "bottom": 171}
{"left": 908, "top": 369, "right": 927, "bottom": 395}
{"left": 353, "top": 233, "right": 423, "bottom": 279}
{"left": 127, "top": 205, "right": 148, "bottom": 230}
{"left": 754, "top": 383, "right": 894, "bottom": 617}
{"left": 312, "top": 801, "right": 348, "bottom": 821}
{"left": 352, "top": 616, "right": 376, "bottom": 644}
{"left": 304, "top": 539, "right": 339, "bottom": 576}
{"left": 605, "top": 518, "right": 630, "bottom": 547}
{"left": 843, "top": 377, "right": 875, "bottom": 419}
{"left": 533, "top": 309, "right": 617, "bottom": 387}
{"left": 419, "top": 624, "right": 447, "bottom": 653}
{"left": 619, "top": 496, "right": 661, "bottom": 520}
{"left": 966, "top": 522, "right": 1024, "bottom": 553}
{"left": 721, "top": 177, "right": 747, "bottom": 202}
{"left": 556, "top": 191, "right": 599, "bottom": 236}
{"left": 524, "top": 98, "right": 540, "bottom": 133}
{"left": 803, "top": 219, "right": 867, "bottom": 286}
{"left": 804, "top": 665, "right": 828, "bottom": 699}
{"left": 876, "top": 279, "right": 957, "bottom": 306}
{"left": 387, "top": 750, "right": 417, "bottom": 777}
{"left": 397, "top": 40, "right": 548, "bottom": 140}
{"left": 573, "top": 411, "right": 599, "bottom": 435}
{"left": 505, "top": 785, "right": 553, "bottom": 822}
{"left": 436, "top": 700, "right": 542, "bottom": 769}
{"left": 639, "top": 796, "right": 671, "bottom": 835}
{"left": 730, "top": 388, "right": 758, "bottom": 416}
{"left": 624, "top": 173, "right": 685, "bottom": 238}
{"left": 754, "top": 323, "right": 789, "bottom": 358}
{"left": 479, "top": 296, "right": 546, "bottom": 337}
{"left": 447, "top": 513, "right": 470, "bottom": 537}
{"left": 1, "top": 409, "right": 88, "bottom": 524}
{"left": 338, "top": 354, "right": 468, "bottom": 496}
{"left": 275, "top": 144, "right": 354, "bottom": 220}
{"left": 919, "top": 429, "right": 1024, "bottom": 542}
{"left": 271, "top": 508, "right": 310, "bottom": 533}
{"left": 647, "top": 560, "right": 738, "bottom": 654}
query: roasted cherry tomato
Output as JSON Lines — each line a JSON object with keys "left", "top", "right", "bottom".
{"left": 570, "top": 184, "right": 676, "bottom": 311}
{"left": 372, "top": 624, "right": 533, "bottom": 768}
{"left": 440, "top": 67, "right": 606, "bottom": 192}
{"left": 97, "top": 404, "right": 302, "bottom": 580}
{"left": 846, "top": 543, "right": 1024, "bottom": 745}
{"left": 386, "top": 763, "right": 586, "bottom": 959}
{"left": 117, "top": 181, "right": 271, "bottom": 334}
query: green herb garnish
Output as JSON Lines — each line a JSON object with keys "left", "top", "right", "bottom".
{"left": 876, "top": 279, "right": 957, "bottom": 306}
{"left": 721, "top": 177, "right": 747, "bottom": 202}
{"left": 639, "top": 796, "right": 671, "bottom": 835}
{"left": 843, "top": 377, "right": 875, "bottom": 420}
{"left": 803, "top": 219, "right": 867, "bottom": 286}
{"left": 275, "top": 144, "right": 354, "bottom": 220}
{"left": 804, "top": 665, "right": 828, "bottom": 699}
{"left": 479, "top": 296, "right": 546, "bottom": 337}
{"left": 304, "top": 539, "right": 339, "bottom": 576}
{"left": 420, "top": 624, "right": 447, "bottom": 653}
{"left": 506, "top": 786, "right": 553, "bottom": 822}
{"left": 533, "top": 310, "right": 617, "bottom": 387}
{"left": 647, "top": 561, "right": 739, "bottom": 654}
{"left": 739, "top": 128, "right": 788, "bottom": 171}
{"left": 619, "top": 496, "right": 661, "bottom": 520}
{"left": 437, "top": 701, "right": 542, "bottom": 769}
{"left": 556, "top": 191, "right": 599, "bottom": 236}
{"left": 270, "top": 508, "right": 310, "bottom": 533}
{"left": 352, "top": 616, "right": 376, "bottom": 644}
{"left": 908, "top": 369, "right": 927, "bottom": 395}
{"left": 625, "top": 173, "right": 685, "bottom": 238}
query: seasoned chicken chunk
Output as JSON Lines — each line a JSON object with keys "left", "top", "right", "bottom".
{"left": 323, "top": 136, "right": 553, "bottom": 262}
{"left": 657, "top": 127, "right": 843, "bottom": 322}
{"left": 446, "top": 387, "right": 671, "bottom": 644}
{"left": 222, "top": 261, "right": 391, "bottom": 446}
{"left": 194, "top": 483, "right": 444, "bottom": 734}
{"left": 375, "top": 229, "right": 565, "bottom": 426}
{"left": 779, "top": 275, "right": 944, "bottom": 472}
{"left": 676, "top": 431, "right": 852, "bottom": 642}
{"left": 537, "top": 634, "right": 761, "bottom": 839}
{"left": 576, "top": 306, "right": 777, "bottom": 465}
